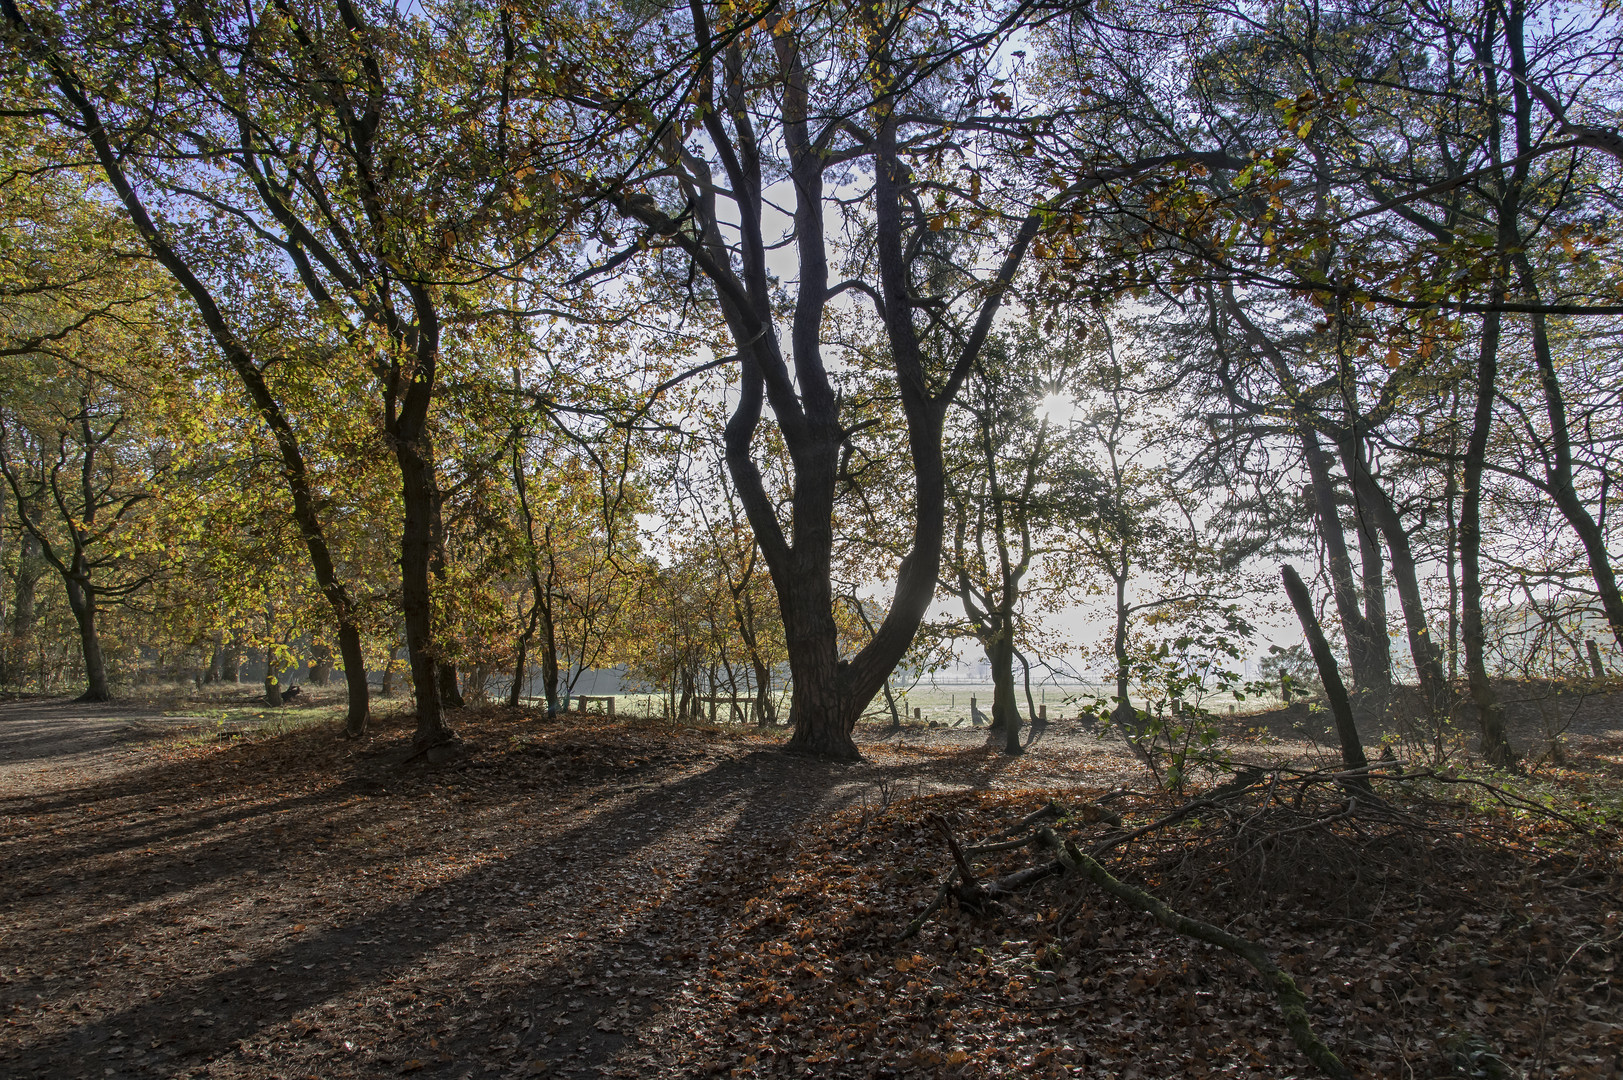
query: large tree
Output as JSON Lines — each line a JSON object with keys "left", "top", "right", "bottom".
{"left": 563, "top": 0, "right": 1242, "bottom": 758}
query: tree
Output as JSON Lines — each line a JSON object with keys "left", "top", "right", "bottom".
{"left": 5, "top": 0, "right": 591, "bottom": 744}
{"left": 0, "top": 385, "right": 164, "bottom": 700}
{"left": 565, "top": 0, "right": 1243, "bottom": 758}
{"left": 935, "top": 320, "right": 1099, "bottom": 754}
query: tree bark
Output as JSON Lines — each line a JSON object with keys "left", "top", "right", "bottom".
{"left": 509, "top": 601, "right": 539, "bottom": 708}
{"left": 428, "top": 477, "right": 464, "bottom": 710}
{"left": 751, "top": 653, "right": 774, "bottom": 726}
{"left": 310, "top": 642, "right": 333, "bottom": 686}
{"left": 63, "top": 572, "right": 109, "bottom": 702}
{"left": 396, "top": 434, "right": 449, "bottom": 745}
{"left": 1112, "top": 570, "right": 1137, "bottom": 732}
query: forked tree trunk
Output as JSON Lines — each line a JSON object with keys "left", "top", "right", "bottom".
{"left": 509, "top": 601, "right": 539, "bottom": 708}
{"left": 1339, "top": 444, "right": 1450, "bottom": 716}
{"left": 1302, "top": 429, "right": 1391, "bottom": 703}
{"left": 752, "top": 655, "right": 774, "bottom": 726}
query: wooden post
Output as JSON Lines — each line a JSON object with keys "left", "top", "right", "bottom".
{"left": 1039, "top": 704, "right": 1047, "bottom": 723}
{"left": 608, "top": 696, "right": 616, "bottom": 718}
{"left": 914, "top": 707, "right": 921, "bottom": 721}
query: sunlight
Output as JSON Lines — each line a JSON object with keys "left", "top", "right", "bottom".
{"left": 1037, "top": 391, "right": 1077, "bottom": 424}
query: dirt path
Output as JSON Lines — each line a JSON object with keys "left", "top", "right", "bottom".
{"left": 0, "top": 698, "right": 225, "bottom": 796}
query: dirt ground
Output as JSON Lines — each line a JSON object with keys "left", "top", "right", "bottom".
{"left": 1, "top": 693, "right": 1619, "bottom": 1080}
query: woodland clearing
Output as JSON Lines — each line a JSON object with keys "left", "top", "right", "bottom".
{"left": 0, "top": 693, "right": 1620, "bottom": 1080}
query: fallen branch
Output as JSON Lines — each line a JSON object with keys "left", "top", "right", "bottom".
{"left": 1087, "top": 772, "right": 1268, "bottom": 858}
{"left": 899, "top": 869, "right": 958, "bottom": 941}
{"left": 1034, "top": 826, "right": 1353, "bottom": 1080}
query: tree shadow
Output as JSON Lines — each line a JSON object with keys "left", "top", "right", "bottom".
{"left": 0, "top": 740, "right": 860, "bottom": 1080}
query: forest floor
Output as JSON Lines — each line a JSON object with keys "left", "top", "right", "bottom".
{"left": 1, "top": 690, "right": 1620, "bottom": 1080}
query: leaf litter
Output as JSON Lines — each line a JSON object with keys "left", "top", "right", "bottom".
{"left": 0, "top": 704, "right": 1617, "bottom": 1079}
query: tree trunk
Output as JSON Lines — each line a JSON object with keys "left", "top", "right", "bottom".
{"left": 396, "top": 439, "right": 450, "bottom": 747}
{"left": 1302, "top": 428, "right": 1391, "bottom": 699}
{"left": 752, "top": 654, "right": 775, "bottom": 726}
{"left": 4, "top": 521, "right": 43, "bottom": 687}
{"left": 264, "top": 674, "right": 282, "bottom": 706}
{"left": 310, "top": 642, "right": 333, "bottom": 686}
{"left": 1340, "top": 444, "right": 1450, "bottom": 716}
{"left": 63, "top": 572, "right": 110, "bottom": 702}
{"left": 438, "top": 662, "right": 463, "bottom": 711}
{"left": 1460, "top": 308, "right": 1518, "bottom": 767}
{"left": 539, "top": 597, "right": 561, "bottom": 718}
{"left": 779, "top": 562, "right": 863, "bottom": 759}
{"left": 1281, "top": 565, "right": 1369, "bottom": 776}
{"left": 1350, "top": 489, "right": 1393, "bottom": 719}
{"left": 986, "top": 627, "right": 1022, "bottom": 755}
{"left": 508, "top": 602, "right": 539, "bottom": 708}
{"left": 428, "top": 478, "right": 464, "bottom": 710}
{"left": 204, "top": 630, "right": 223, "bottom": 684}
{"left": 1587, "top": 640, "right": 1608, "bottom": 680}
{"left": 1018, "top": 648, "right": 1042, "bottom": 735}
{"left": 1112, "top": 572, "right": 1136, "bottom": 733}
